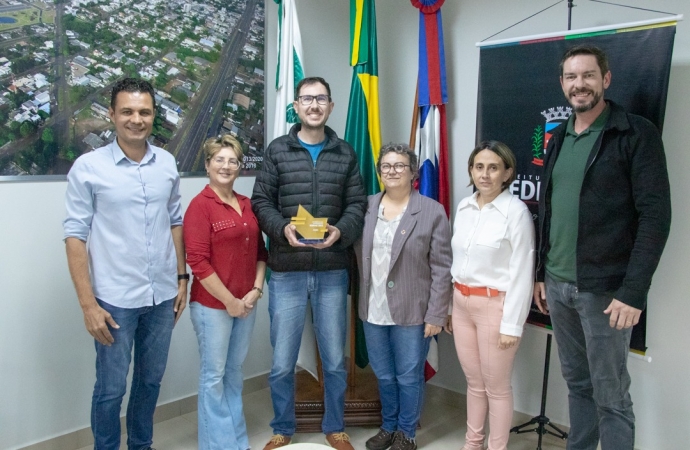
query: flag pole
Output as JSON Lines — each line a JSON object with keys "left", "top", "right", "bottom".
{"left": 348, "top": 263, "right": 357, "bottom": 387}
{"left": 409, "top": 81, "right": 419, "bottom": 148}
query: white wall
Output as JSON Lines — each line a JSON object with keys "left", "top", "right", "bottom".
{"left": 1, "top": 1, "right": 688, "bottom": 449}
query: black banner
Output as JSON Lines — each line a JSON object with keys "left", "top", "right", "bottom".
{"left": 476, "top": 23, "right": 676, "bottom": 352}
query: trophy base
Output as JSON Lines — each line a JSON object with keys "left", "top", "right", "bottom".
{"left": 298, "top": 238, "right": 326, "bottom": 244}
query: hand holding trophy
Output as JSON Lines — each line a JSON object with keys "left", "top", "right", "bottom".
{"left": 290, "top": 205, "right": 328, "bottom": 244}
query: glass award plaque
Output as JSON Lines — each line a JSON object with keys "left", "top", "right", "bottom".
{"left": 290, "top": 205, "right": 328, "bottom": 244}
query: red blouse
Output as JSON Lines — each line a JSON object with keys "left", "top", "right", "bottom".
{"left": 183, "top": 185, "right": 268, "bottom": 309}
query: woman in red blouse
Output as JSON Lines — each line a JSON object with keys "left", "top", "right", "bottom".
{"left": 184, "top": 135, "right": 268, "bottom": 450}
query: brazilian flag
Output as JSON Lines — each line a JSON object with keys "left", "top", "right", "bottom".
{"left": 344, "top": 0, "right": 382, "bottom": 368}
{"left": 345, "top": 0, "right": 382, "bottom": 196}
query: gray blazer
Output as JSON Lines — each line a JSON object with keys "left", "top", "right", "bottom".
{"left": 355, "top": 190, "right": 452, "bottom": 327}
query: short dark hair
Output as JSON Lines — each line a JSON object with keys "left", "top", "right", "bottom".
{"left": 559, "top": 45, "right": 609, "bottom": 77}
{"left": 295, "top": 77, "right": 331, "bottom": 99}
{"left": 377, "top": 143, "right": 419, "bottom": 181}
{"left": 110, "top": 78, "right": 156, "bottom": 110}
{"left": 467, "top": 140, "right": 517, "bottom": 190}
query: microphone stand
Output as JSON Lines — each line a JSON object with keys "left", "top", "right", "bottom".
{"left": 510, "top": 332, "right": 568, "bottom": 449}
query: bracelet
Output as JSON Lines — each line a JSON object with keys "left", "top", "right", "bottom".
{"left": 178, "top": 273, "right": 190, "bottom": 281}
{"left": 251, "top": 286, "right": 263, "bottom": 297}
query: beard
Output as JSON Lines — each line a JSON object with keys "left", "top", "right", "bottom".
{"left": 300, "top": 118, "right": 325, "bottom": 131}
{"left": 298, "top": 108, "right": 327, "bottom": 131}
{"left": 569, "top": 89, "right": 603, "bottom": 113}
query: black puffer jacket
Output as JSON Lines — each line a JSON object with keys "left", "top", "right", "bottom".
{"left": 251, "top": 124, "right": 366, "bottom": 272}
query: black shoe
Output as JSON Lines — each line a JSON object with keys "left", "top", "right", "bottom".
{"left": 365, "top": 428, "right": 396, "bottom": 450}
{"left": 390, "top": 432, "right": 417, "bottom": 450}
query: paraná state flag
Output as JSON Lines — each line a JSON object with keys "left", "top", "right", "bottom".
{"left": 273, "top": 0, "right": 320, "bottom": 380}
{"left": 273, "top": 0, "right": 304, "bottom": 140}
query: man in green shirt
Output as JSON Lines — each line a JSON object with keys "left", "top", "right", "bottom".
{"left": 534, "top": 45, "right": 671, "bottom": 450}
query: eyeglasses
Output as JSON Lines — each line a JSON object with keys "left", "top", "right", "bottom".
{"left": 380, "top": 163, "right": 410, "bottom": 174}
{"left": 211, "top": 157, "right": 241, "bottom": 169}
{"left": 296, "top": 94, "right": 331, "bottom": 106}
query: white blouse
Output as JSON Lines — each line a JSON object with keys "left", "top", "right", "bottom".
{"left": 367, "top": 204, "right": 405, "bottom": 325}
{"left": 451, "top": 189, "right": 535, "bottom": 336}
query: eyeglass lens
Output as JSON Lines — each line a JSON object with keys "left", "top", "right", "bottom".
{"left": 299, "top": 95, "right": 330, "bottom": 105}
{"left": 381, "top": 163, "right": 408, "bottom": 173}
{"left": 213, "top": 158, "right": 240, "bottom": 168}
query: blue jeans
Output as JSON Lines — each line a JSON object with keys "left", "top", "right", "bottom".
{"left": 190, "top": 302, "right": 256, "bottom": 450}
{"left": 363, "top": 322, "right": 429, "bottom": 438}
{"left": 267, "top": 269, "right": 348, "bottom": 436}
{"left": 545, "top": 276, "right": 635, "bottom": 450}
{"left": 92, "top": 298, "right": 175, "bottom": 450}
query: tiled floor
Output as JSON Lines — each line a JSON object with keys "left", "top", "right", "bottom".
{"left": 76, "top": 385, "right": 569, "bottom": 449}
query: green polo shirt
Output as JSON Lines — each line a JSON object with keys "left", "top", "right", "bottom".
{"left": 546, "top": 105, "right": 610, "bottom": 283}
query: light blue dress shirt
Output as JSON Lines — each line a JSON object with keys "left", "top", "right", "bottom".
{"left": 64, "top": 140, "right": 183, "bottom": 308}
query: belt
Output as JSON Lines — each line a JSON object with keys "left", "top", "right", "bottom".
{"left": 454, "top": 282, "right": 500, "bottom": 298}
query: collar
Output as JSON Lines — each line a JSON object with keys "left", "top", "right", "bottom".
{"left": 298, "top": 136, "right": 327, "bottom": 148}
{"left": 458, "top": 189, "right": 513, "bottom": 218}
{"left": 602, "top": 100, "right": 631, "bottom": 133}
{"left": 287, "top": 123, "right": 339, "bottom": 150}
{"left": 566, "top": 104, "right": 610, "bottom": 137}
{"left": 109, "top": 139, "right": 155, "bottom": 165}
{"left": 370, "top": 189, "right": 423, "bottom": 216}
{"left": 201, "top": 184, "right": 246, "bottom": 208}
{"left": 377, "top": 203, "right": 407, "bottom": 221}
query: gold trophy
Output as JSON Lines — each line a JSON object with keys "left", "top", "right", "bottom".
{"left": 290, "top": 205, "right": 328, "bottom": 244}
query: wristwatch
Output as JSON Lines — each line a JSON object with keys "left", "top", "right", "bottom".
{"left": 251, "top": 286, "right": 263, "bottom": 297}
{"left": 178, "top": 273, "right": 190, "bottom": 281}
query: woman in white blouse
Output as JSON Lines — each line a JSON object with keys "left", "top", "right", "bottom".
{"left": 445, "top": 141, "right": 535, "bottom": 450}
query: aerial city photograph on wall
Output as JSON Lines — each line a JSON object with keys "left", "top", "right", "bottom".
{"left": 0, "top": 0, "right": 265, "bottom": 177}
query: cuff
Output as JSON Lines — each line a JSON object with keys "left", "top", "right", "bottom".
{"left": 499, "top": 322, "right": 524, "bottom": 337}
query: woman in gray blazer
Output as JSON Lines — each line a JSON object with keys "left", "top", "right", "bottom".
{"left": 355, "top": 143, "right": 452, "bottom": 450}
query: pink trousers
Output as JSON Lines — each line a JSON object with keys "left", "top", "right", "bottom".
{"left": 452, "top": 290, "right": 519, "bottom": 450}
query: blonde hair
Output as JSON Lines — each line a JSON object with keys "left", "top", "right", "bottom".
{"left": 203, "top": 134, "right": 244, "bottom": 162}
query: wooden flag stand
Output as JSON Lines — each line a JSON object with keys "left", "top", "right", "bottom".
{"left": 294, "top": 363, "right": 382, "bottom": 432}
{"left": 294, "top": 271, "right": 382, "bottom": 432}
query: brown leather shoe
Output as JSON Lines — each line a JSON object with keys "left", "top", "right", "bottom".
{"left": 325, "top": 432, "right": 355, "bottom": 450}
{"left": 263, "top": 434, "right": 291, "bottom": 450}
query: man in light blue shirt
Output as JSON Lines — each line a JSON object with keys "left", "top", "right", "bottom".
{"left": 64, "top": 78, "right": 187, "bottom": 450}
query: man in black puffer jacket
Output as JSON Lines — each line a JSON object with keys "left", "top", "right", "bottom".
{"left": 252, "top": 77, "right": 365, "bottom": 450}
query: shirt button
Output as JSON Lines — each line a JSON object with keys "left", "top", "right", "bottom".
{"left": 246, "top": 237, "right": 249, "bottom": 241}
{"left": 244, "top": 223, "right": 247, "bottom": 226}
{"left": 387, "top": 281, "right": 394, "bottom": 288}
